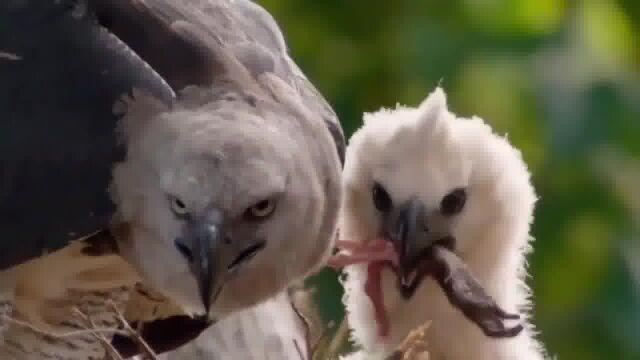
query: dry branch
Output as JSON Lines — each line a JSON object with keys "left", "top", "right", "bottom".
{"left": 0, "top": 300, "right": 159, "bottom": 360}
{"left": 385, "top": 322, "right": 431, "bottom": 360}
{"left": 107, "top": 301, "right": 158, "bottom": 359}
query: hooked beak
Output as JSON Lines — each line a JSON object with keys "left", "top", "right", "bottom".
{"left": 380, "top": 198, "right": 524, "bottom": 338}
{"left": 174, "top": 209, "right": 230, "bottom": 315}
{"left": 384, "top": 197, "right": 455, "bottom": 298}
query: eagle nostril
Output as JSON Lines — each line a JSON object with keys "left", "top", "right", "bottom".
{"left": 174, "top": 238, "right": 194, "bottom": 263}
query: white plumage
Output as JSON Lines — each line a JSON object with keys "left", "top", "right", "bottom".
{"left": 337, "top": 88, "right": 547, "bottom": 359}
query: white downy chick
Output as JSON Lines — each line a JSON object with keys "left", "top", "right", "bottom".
{"left": 334, "top": 88, "right": 547, "bottom": 360}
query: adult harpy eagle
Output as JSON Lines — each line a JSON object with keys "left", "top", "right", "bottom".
{"left": 0, "top": 0, "right": 345, "bottom": 358}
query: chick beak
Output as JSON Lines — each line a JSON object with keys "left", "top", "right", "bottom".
{"left": 388, "top": 197, "right": 426, "bottom": 276}
{"left": 385, "top": 197, "right": 454, "bottom": 298}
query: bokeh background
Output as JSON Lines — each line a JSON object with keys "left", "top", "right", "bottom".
{"left": 260, "top": 0, "right": 640, "bottom": 359}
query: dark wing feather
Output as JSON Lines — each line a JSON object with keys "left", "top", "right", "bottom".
{"left": 87, "top": 0, "right": 219, "bottom": 90}
{"left": 0, "top": 0, "right": 174, "bottom": 270}
{"left": 0, "top": 1, "right": 220, "bottom": 355}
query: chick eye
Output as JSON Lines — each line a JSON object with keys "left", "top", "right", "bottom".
{"left": 372, "top": 182, "right": 392, "bottom": 212}
{"left": 170, "top": 197, "right": 188, "bottom": 216}
{"left": 441, "top": 188, "right": 467, "bottom": 216}
{"left": 245, "top": 199, "right": 276, "bottom": 221}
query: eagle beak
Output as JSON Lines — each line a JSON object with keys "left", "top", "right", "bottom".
{"left": 174, "top": 208, "right": 230, "bottom": 315}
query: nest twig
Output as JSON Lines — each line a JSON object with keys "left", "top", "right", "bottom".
{"left": 71, "top": 308, "right": 125, "bottom": 360}
{"left": 1, "top": 300, "right": 158, "bottom": 360}
{"left": 385, "top": 322, "right": 430, "bottom": 360}
{"left": 106, "top": 300, "right": 157, "bottom": 359}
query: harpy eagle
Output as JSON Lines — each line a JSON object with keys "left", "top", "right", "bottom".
{"left": 330, "top": 88, "right": 547, "bottom": 359}
{"left": 0, "top": 0, "right": 345, "bottom": 358}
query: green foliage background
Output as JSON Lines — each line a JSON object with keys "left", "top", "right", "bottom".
{"left": 260, "top": 0, "right": 640, "bottom": 358}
